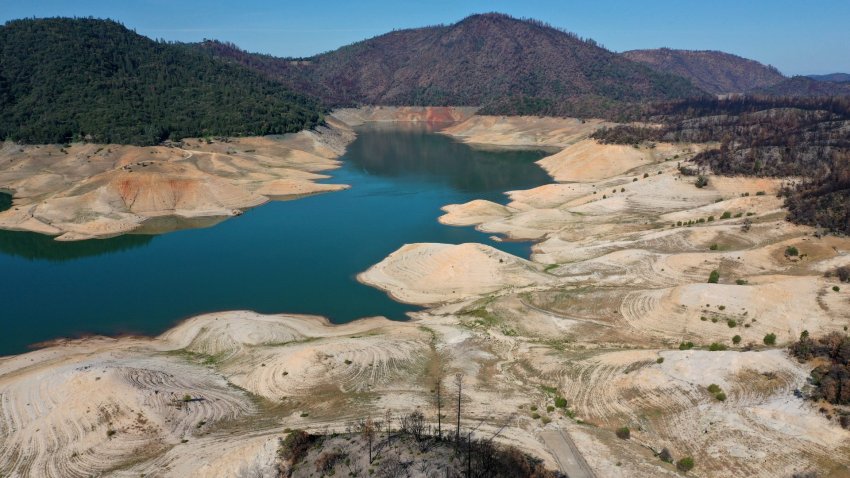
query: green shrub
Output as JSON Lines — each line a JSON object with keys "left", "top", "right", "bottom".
{"left": 616, "top": 427, "right": 630, "bottom": 439}
{"left": 547, "top": 405, "right": 555, "bottom": 412}
{"left": 679, "top": 341, "right": 695, "bottom": 350}
{"left": 833, "top": 286, "right": 840, "bottom": 292}
{"left": 709, "top": 342, "right": 727, "bottom": 351}
{"left": 756, "top": 191, "right": 766, "bottom": 196}
{"left": 676, "top": 456, "right": 695, "bottom": 472}
{"left": 707, "top": 384, "right": 721, "bottom": 393}
{"left": 727, "top": 319, "right": 737, "bottom": 328}
{"left": 708, "top": 270, "right": 720, "bottom": 283}
{"left": 709, "top": 244, "right": 718, "bottom": 250}
{"left": 554, "top": 397, "right": 568, "bottom": 409}
{"left": 531, "top": 412, "right": 541, "bottom": 419}
{"left": 715, "top": 392, "right": 727, "bottom": 401}
{"left": 656, "top": 357, "right": 664, "bottom": 364}
{"left": 720, "top": 211, "right": 732, "bottom": 219}
{"left": 732, "top": 335, "right": 742, "bottom": 344}
{"left": 785, "top": 246, "right": 799, "bottom": 257}
{"left": 736, "top": 279, "right": 748, "bottom": 285}
{"left": 763, "top": 333, "right": 777, "bottom": 345}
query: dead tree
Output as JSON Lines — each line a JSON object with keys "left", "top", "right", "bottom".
{"left": 384, "top": 409, "right": 393, "bottom": 446}
{"left": 454, "top": 372, "right": 464, "bottom": 445}
{"left": 435, "top": 376, "right": 443, "bottom": 439}
{"left": 360, "top": 417, "right": 377, "bottom": 464}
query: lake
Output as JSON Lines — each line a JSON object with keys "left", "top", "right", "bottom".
{"left": 0, "top": 123, "right": 551, "bottom": 355}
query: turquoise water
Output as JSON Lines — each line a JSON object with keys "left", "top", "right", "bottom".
{"left": 0, "top": 124, "right": 550, "bottom": 355}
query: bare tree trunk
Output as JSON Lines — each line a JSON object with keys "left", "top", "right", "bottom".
{"left": 436, "top": 377, "right": 442, "bottom": 439}
{"left": 466, "top": 430, "right": 472, "bottom": 478}
{"left": 454, "top": 373, "right": 463, "bottom": 445}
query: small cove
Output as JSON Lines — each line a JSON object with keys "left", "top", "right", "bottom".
{"left": 0, "top": 123, "right": 551, "bottom": 355}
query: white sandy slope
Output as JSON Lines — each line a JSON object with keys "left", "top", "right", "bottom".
{"left": 358, "top": 242, "right": 553, "bottom": 305}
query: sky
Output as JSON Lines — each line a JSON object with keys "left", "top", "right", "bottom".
{"left": 1, "top": 0, "right": 848, "bottom": 75}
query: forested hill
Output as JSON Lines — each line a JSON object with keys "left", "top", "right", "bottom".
{"left": 622, "top": 48, "right": 786, "bottom": 95}
{"left": 200, "top": 13, "right": 705, "bottom": 119}
{"left": 0, "top": 18, "right": 324, "bottom": 145}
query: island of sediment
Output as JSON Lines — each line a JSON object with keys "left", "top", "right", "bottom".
{"left": 1, "top": 109, "right": 849, "bottom": 477}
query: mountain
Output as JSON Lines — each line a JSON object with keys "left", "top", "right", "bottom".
{"left": 807, "top": 73, "right": 850, "bottom": 83}
{"left": 621, "top": 48, "right": 785, "bottom": 95}
{"left": 752, "top": 76, "right": 850, "bottom": 97}
{"left": 0, "top": 18, "right": 324, "bottom": 145}
{"left": 201, "top": 13, "right": 704, "bottom": 119}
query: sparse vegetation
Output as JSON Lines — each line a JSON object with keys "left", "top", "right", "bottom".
{"left": 708, "top": 270, "right": 720, "bottom": 283}
{"left": 676, "top": 456, "right": 695, "bottom": 472}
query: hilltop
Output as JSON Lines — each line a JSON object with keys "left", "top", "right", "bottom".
{"left": 622, "top": 48, "right": 785, "bottom": 94}
{"left": 201, "top": 13, "right": 704, "bottom": 119}
{"left": 0, "top": 18, "right": 324, "bottom": 145}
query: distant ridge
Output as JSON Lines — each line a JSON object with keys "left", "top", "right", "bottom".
{"left": 751, "top": 76, "right": 850, "bottom": 97}
{"left": 201, "top": 13, "right": 704, "bottom": 119}
{"left": 807, "top": 73, "right": 850, "bottom": 83}
{"left": 622, "top": 48, "right": 785, "bottom": 95}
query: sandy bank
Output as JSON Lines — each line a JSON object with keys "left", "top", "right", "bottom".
{"left": 0, "top": 119, "right": 355, "bottom": 240}
{"left": 441, "top": 115, "right": 608, "bottom": 148}
{"left": 358, "top": 242, "right": 553, "bottom": 305}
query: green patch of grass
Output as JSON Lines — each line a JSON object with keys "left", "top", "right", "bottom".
{"left": 708, "top": 270, "right": 720, "bottom": 284}
{"left": 540, "top": 385, "right": 558, "bottom": 395}
{"left": 554, "top": 396, "right": 568, "bottom": 409}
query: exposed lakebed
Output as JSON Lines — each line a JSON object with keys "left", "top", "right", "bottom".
{"left": 0, "top": 124, "right": 550, "bottom": 354}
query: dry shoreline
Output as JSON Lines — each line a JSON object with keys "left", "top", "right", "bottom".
{"left": 2, "top": 109, "right": 850, "bottom": 477}
{"left": 0, "top": 118, "right": 356, "bottom": 240}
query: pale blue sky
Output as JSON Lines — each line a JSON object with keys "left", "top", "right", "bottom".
{"left": 2, "top": 0, "right": 848, "bottom": 75}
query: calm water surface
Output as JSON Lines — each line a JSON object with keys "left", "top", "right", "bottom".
{"left": 0, "top": 124, "right": 550, "bottom": 355}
